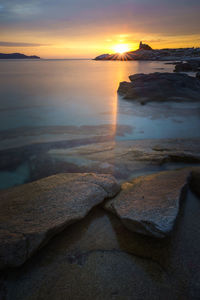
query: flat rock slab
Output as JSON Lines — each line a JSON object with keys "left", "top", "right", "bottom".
{"left": 105, "top": 169, "right": 191, "bottom": 238}
{"left": 118, "top": 72, "right": 200, "bottom": 103}
{"left": 0, "top": 173, "right": 120, "bottom": 270}
{"left": 47, "top": 138, "right": 200, "bottom": 182}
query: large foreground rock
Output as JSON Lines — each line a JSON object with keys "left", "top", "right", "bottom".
{"left": 0, "top": 173, "right": 120, "bottom": 270}
{"left": 2, "top": 189, "right": 200, "bottom": 299}
{"left": 118, "top": 72, "right": 200, "bottom": 104}
{"left": 105, "top": 169, "right": 191, "bottom": 238}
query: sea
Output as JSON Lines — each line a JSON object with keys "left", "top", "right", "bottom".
{"left": 0, "top": 59, "right": 200, "bottom": 189}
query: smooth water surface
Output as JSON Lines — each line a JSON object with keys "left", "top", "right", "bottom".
{"left": 0, "top": 59, "right": 200, "bottom": 189}
{"left": 0, "top": 59, "right": 199, "bottom": 139}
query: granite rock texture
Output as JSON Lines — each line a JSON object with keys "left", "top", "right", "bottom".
{"left": 105, "top": 169, "right": 191, "bottom": 238}
{"left": 0, "top": 173, "right": 120, "bottom": 269}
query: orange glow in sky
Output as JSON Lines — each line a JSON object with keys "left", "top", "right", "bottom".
{"left": 113, "top": 44, "right": 131, "bottom": 54}
{"left": 0, "top": 0, "right": 200, "bottom": 59}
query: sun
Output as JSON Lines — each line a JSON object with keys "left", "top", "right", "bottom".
{"left": 113, "top": 44, "right": 130, "bottom": 54}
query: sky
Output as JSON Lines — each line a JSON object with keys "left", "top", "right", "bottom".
{"left": 0, "top": 0, "right": 200, "bottom": 58}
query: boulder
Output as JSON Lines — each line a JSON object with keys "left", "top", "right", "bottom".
{"left": 174, "top": 60, "right": 200, "bottom": 72}
{"left": 0, "top": 173, "right": 120, "bottom": 269}
{"left": 189, "top": 169, "right": 200, "bottom": 197}
{"left": 118, "top": 72, "right": 200, "bottom": 103}
{"left": 104, "top": 169, "right": 191, "bottom": 238}
{"left": 174, "top": 62, "right": 193, "bottom": 72}
{"left": 196, "top": 72, "right": 200, "bottom": 80}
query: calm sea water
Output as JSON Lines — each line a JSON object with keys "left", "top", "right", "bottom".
{"left": 0, "top": 59, "right": 200, "bottom": 189}
{"left": 0, "top": 59, "right": 199, "bottom": 135}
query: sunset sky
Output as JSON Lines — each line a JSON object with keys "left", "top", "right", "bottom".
{"left": 0, "top": 0, "right": 200, "bottom": 58}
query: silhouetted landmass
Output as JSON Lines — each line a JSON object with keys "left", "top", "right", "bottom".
{"left": 94, "top": 41, "right": 200, "bottom": 61}
{"left": 0, "top": 53, "right": 40, "bottom": 59}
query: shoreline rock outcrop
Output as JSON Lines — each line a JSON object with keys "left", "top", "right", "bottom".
{"left": 196, "top": 72, "right": 200, "bottom": 80}
{"left": 174, "top": 60, "right": 200, "bottom": 73}
{"left": 104, "top": 168, "right": 191, "bottom": 238}
{"left": 190, "top": 169, "right": 200, "bottom": 197}
{"left": 0, "top": 173, "right": 120, "bottom": 270}
{"left": 118, "top": 72, "right": 200, "bottom": 104}
{"left": 94, "top": 42, "right": 200, "bottom": 61}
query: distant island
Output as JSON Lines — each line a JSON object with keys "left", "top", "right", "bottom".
{"left": 0, "top": 53, "right": 40, "bottom": 59}
{"left": 94, "top": 41, "right": 200, "bottom": 61}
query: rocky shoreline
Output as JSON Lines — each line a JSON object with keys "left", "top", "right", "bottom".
{"left": 1, "top": 132, "right": 200, "bottom": 299}
{"left": 1, "top": 67, "right": 200, "bottom": 299}
{"left": 118, "top": 72, "right": 200, "bottom": 104}
{"left": 173, "top": 59, "right": 200, "bottom": 73}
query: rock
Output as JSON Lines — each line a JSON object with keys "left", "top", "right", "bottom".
{"left": 174, "top": 62, "right": 194, "bottom": 72}
{"left": 2, "top": 188, "right": 200, "bottom": 299}
{"left": 174, "top": 60, "right": 200, "bottom": 72}
{"left": 104, "top": 168, "right": 191, "bottom": 238}
{"left": 196, "top": 72, "right": 200, "bottom": 79}
{"left": 189, "top": 169, "right": 200, "bottom": 197}
{"left": 118, "top": 72, "right": 200, "bottom": 103}
{"left": 0, "top": 173, "right": 120, "bottom": 270}
{"left": 2, "top": 208, "right": 175, "bottom": 300}
{"left": 139, "top": 41, "right": 152, "bottom": 51}
{"left": 47, "top": 138, "right": 200, "bottom": 182}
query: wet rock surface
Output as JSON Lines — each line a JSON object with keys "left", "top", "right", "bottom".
{"left": 1, "top": 125, "right": 200, "bottom": 191}
{"left": 47, "top": 138, "right": 200, "bottom": 182}
{"left": 0, "top": 173, "right": 120, "bottom": 269}
{"left": 118, "top": 72, "right": 200, "bottom": 103}
{"left": 105, "top": 168, "right": 190, "bottom": 238}
{"left": 0, "top": 127, "right": 200, "bottom": 298}
{"left": 1, "top": 136, "right": 200, "bottom": 188}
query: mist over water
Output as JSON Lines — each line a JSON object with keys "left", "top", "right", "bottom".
{"left": 0, "top": 59, "right": 200, "bottom": 189}
{"left": 0, "top": 60, "right": 173, "bottom": 130}
{"left": 0, "top": 59, "right": 199, "bottom": 137}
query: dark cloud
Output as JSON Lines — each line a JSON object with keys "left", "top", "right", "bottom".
{"left": 0, "top": 0, "right": 199, "bottom": 40}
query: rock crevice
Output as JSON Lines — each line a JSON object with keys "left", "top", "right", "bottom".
{"left": 0, "top": 173, "right": 120, "bottom": 270}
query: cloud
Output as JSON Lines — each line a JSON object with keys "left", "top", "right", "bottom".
{"left": 0, "top": 0, "right": 199, "bottom": 57}
{"left": 0, "top": 41, "right": 49, "bottom": 47}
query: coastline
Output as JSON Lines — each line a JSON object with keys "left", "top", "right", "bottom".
{"left": 0, "top": 58, "right": 200, "bottom": 299}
